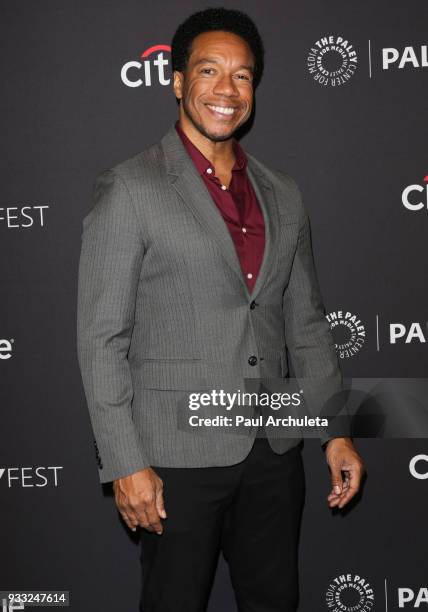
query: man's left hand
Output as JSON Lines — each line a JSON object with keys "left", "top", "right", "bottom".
{"left": 325, "top": 437, "right": 365, "bottom": 509}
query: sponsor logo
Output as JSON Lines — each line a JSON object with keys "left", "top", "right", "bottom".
{"left": 398, "top": 587, "right": 428, "bottom": 607}
{"left": 326, "top": 311, "right": 366, "bottom": 358}
{"left": 402, "top": 176, "right": 428, "bottom": 211}
{"left": 0, "top": 206, "right": 49, "bottom": 228}
{"left": 0, "top": 467, "right": 63, "bottom": 487}
{"left": 307, "top": 35, "right": 358, "bottom": 86}
{"left": 382, "top": 45, "right": 428, "bottom": 70}
{"left": 121, "top": 44, "right": 171, "bottom": 87}
{"left": 409, "top": 455, "right": 428, "bottom": 480}
{"left": 0, "top": 339, "right": 14, "bottom": 360}
{"left": 326, "top": 574, "right": 374, "bottom": 611}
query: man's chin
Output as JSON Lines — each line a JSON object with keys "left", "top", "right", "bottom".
{"left": 206, "top": 131, "right": 235, "bottom": 142}
{"left": 199, "top": 123, "right": 238, "bottom": 142}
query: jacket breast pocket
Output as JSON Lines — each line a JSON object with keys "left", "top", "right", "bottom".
{"left": 139, "top": 359, "right": 208, "bottom": 391}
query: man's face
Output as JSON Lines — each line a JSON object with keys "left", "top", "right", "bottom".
{"left": 173, "top": 30, "right": 255, "bottom": 142}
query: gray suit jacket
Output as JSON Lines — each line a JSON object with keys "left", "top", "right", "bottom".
{"left": 77, "top": 124, "right": 343, "bottom": 483}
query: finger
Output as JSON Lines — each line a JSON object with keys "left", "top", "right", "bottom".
{"left": 328, "top": 492, "right": 344, "bottom": 507}
{"left": 156, "top": 486, "right": 167, "bottom": 520}
{"left": 337, "top": 484, "right": 359, "bottom": 508}
{"left": 119, "top": 510, "right": 139, "bottom": 531}
{"left": 328, "top": 472, "right": 354, "bottom": 506}
{"left": 329, "top": 465, "right": 343, "bottom": 496}
{"left": 114, "top": 489, "right": 139, "bottom": 529}
{"left": 145, "top": 502, "right": 163, "bottom": 535}
{"left": 342, "top": 474, "right": 350, "bottom": 491}
{"left": 327, "top": 491, "right": 340, "bottom": 500}
{"left": 337, "top": 468, "right": 363, "bottom": 507}
{"left": 131, "top": 495, "right": 157, "bottom": 532}
{"left": 137, "top": 509, "right": 156, "bottom": 533}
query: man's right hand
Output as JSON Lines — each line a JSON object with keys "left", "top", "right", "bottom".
{"left": 113, "top": 467, "right": 166, "bottom": 534}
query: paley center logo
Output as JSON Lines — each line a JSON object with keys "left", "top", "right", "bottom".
{"left": 121, "top": 44, "right": 171, "bottom": 88}
{"left": 326, "top": 310, "right": 366, "bottom": 358}
{"left": 307, "top": 35, "right": 358, "bottom": 86}
{"left": 326, "top": 574, "right": 374, "bottom": 611}
{"left": 307, "top": 36, "right": 426, "bottom": 81}
{"left": 375, "top": 315, "right": 428, "bottom": 351}
{"left": 388, "top": 320, "right": 427, "bottom": 345}
{"left": 402, "top": 175, "right": 428, "bottom": 211}
{"left": 398, "top": 587, "right": 428, "bottom": 607}
{"left": 382, "top": 44, "right": 428, "bottom": 71}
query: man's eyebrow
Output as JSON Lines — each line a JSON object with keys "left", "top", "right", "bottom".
{"left": 193, "top": 57, "right": 254, "bottom": 72}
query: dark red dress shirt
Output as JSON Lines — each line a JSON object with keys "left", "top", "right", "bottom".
{"left": 175, "top": 121, "right": 265, "bottom": 293}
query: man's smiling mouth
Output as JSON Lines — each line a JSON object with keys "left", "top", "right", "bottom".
{"left": 205, "top": 104, "right": 237, "bottom": 116}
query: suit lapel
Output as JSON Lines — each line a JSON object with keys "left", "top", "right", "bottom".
{"left": 246, "top": 157, "right": 279, "bottom": 302}
{"left": 161, "top": 125, "right": 279, "bottom": 301}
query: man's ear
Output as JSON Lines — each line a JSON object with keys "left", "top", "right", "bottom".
{"left": 173, "top": 70, "right": 184, "bottom": 100}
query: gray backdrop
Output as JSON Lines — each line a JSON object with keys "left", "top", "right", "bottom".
{"left": 1, "top": 1, "right": 427, "bottom": 611}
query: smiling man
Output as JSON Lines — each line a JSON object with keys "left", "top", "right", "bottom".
{"left": 77, "top": 7, "right": 364, "bottom": 612}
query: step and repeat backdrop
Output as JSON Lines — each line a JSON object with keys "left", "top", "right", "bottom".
{"left": 1, "top": 1, "right": 427, "bottom": 611}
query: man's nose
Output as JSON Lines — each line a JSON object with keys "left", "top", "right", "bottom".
{"left": 213, "top": 74, "right": 240, "bottom": 97}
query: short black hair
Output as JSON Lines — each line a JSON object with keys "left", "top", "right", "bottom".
{"left": 171, "top": 7, "right": 264, "bottom": 88}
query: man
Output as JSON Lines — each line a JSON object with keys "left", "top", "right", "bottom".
{"left": 77, "top": 7, "right": 364, "bottom": 612}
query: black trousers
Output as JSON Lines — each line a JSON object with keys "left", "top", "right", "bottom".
{"left": 139, "top": 437, "right": 305, "bottom": 612}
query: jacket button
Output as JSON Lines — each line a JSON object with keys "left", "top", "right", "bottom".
{"left": 250, "top": 301, "right": 257, "bottom": 310}
{"left": 248, "top": 355, "right": 258, "bottom": 366}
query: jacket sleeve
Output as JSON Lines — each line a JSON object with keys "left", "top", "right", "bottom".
{"left": 282, "top": 179, "right": 350, "bottom": 446}
{"left": 77, "top": 168, "right": 150, "bottom": 483}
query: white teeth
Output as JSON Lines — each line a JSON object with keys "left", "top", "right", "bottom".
{"left": 207, "top": 104, "right": 235, "bottom": 115}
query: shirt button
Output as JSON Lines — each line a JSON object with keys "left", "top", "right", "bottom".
{"left": 206, "top": 168, "right": 213, "bottom": 174}
{"left": 221, "top": 184, "right": 227, "bottom": 190}
{"left": 242, "top": 227, "right": 247, "bottom": 233}
{"left": 248, "top": 356, "right": 258, "bottom": 366}
{"left": 250, "top": 301, "right": 257, "bottom": 310}
{"left": 247, "top": 273, "right": 253, "bottom": 279}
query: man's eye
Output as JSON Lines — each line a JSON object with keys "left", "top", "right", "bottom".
{"left": 201, "top": 68, "right": 215, "bottom": 74}
{"left": 236, "top": 74, "right": 251, "bottom": 81}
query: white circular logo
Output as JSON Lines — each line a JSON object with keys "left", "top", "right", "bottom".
{"left": 326, "top": 310, "right": 366, "bottom": 359}
{"left": 409, "top": 454, "right": 428, "bottom": 479}
{"left": 307, "top": 35, "right": 358, "bottom": 86}
{"left": 326, "top": 574, "right": 375, "bottom": 611}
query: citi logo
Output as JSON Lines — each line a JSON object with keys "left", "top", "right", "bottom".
{"left": 402, "top": 176, "right": 428, "bottom": 211}
{"left": 0, "top": 338, "right": 14, "bottom": 360}
{"left": 0, "top": 466, "right": 63, "bottom": 487}
{"left": 121, "top": 44, "right": 171, "bottom": 88}
{"left": 382, "top": 45, "right": 428, "bottom": 70}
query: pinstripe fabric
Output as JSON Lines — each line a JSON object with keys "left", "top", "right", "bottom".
{"left": 76, "top": 124, "right": 344, "bottom": 483}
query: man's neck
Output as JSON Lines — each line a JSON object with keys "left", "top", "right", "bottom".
{"left": 177, "top": 115, "right": 236, "bottom": 170}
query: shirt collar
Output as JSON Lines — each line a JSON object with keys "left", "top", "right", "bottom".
{"left": 175, "top": 121, "right": 247, "bottom": 177}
